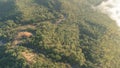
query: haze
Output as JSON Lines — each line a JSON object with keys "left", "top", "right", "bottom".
{"left": 98, "top": 0, "right": 120, "bottom": 27}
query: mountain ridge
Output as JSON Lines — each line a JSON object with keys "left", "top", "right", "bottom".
{"left": 0, "top": 0, "right": 120, "bottom": 68}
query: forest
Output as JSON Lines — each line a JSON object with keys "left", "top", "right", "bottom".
{"left": 0, "top": 0, "right": 120, "bottom": 68}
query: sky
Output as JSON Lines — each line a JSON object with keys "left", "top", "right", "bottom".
{"left": 97, "top": 0, "right": 120, "bottom": 27}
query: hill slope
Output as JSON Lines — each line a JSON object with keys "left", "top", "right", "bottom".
{"left": 0, "top": 0, "right": 120, "bottom": 68}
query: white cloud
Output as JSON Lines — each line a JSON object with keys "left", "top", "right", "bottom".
{"left": 97, "top": 0, "right": 120, "bottom": 27}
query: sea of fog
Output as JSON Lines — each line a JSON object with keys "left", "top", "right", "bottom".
{"left": 97, "top": 0, "right": 120, "bottom": 27}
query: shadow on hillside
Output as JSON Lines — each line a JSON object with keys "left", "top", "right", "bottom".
{"left": 0, "top": 46, "right": 28, "bottom": 68}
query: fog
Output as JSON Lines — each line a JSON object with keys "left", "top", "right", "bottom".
{"left": 97, "top": 0, "right": 120, "bottom": 27}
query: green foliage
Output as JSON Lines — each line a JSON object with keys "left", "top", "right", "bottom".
{"left": 0, "top": 46, "right": 28, "bottom": 68}
{"left": 0, "top": 0, "right": 120, "bottom": 68}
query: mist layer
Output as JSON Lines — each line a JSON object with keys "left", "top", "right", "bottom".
{"left": 97, "top": 0, "right": 120, "bottom": 27}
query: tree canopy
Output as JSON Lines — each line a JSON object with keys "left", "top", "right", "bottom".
{"left": 0, "top": 0, "right": 120, "bottom": 68}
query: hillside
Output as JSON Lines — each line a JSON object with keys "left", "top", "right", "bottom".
{"left": 0, "top": 0, "right": 120, "bottom": 68}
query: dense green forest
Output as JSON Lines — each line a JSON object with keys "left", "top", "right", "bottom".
{"left": 0, "top": 0, "right": 120, "bottom": 68}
